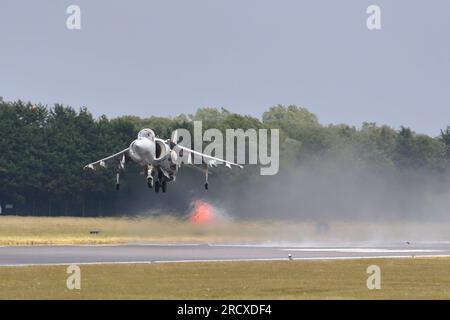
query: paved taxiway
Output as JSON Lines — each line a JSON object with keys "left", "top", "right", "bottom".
{"left": 1, "top": 243, "right": 450, "bottom": 266}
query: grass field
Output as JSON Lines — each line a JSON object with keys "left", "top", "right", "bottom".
{"left": 0, "top": 258, "right": 449, "bottom": 299}
{"left": 0, "top": 216, "right": 449, "bottom": 245}
{"left": 1, "top": 216, "right": 449, "bottom": 299}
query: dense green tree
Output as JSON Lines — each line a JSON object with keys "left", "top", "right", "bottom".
{"left": 1, "top": 100, "right": 450, "bottom": 216}
{"left": 439, "top": 126, "right": 450, "bottom": 160}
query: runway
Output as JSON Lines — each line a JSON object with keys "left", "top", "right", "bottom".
{"left": 1, "top": 242, "right": 450, "bottom": 266}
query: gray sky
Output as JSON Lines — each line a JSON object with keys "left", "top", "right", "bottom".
{"left": 1, "top": 0, "right": 449, "bottom": 135}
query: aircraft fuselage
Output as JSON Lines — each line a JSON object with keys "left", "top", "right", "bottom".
{"left": 128, "top": 130, "right": 179, "bottom": 188}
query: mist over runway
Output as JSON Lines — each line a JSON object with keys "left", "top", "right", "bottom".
{"left": 1, "top": 243, "right": 450, "bottom": 266}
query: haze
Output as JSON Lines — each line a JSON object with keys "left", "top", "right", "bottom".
{"left": 1, "top": 0, "right": 450, "bottom": 135}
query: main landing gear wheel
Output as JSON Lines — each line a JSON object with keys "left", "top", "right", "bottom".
{"left": 162, "top": 181, "right": 167, "bottom": 193}
{"left": 204, "top": 167, "right": 209, "bottom": 190}
{"left": 116, "top": 172, "right": 120, "bottom": 191}
{"left": 154, "top": 181, "right": 160, "bottom": 193}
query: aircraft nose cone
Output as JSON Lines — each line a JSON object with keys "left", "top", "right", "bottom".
{"left": 134, "top": 140, "right": 145, "bottom": 151}
{"left": 134, "top": 139, "right": 152, "bottom": 154}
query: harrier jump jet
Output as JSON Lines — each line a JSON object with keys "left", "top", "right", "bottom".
{"left": 84, "top": 129, "right": 242, "bottom": 193}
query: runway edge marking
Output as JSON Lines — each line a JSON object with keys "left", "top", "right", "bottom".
{"left": 1, "top": 254, "right": 450, "bottom": 267}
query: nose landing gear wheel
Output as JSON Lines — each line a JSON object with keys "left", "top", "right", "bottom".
{"left": 154, "top": 181, "right": 160, "bottom": 193}
{"left": 147, "top": 178, "right": 153, "bottom": 189}
{"left": 205, "top": 182, "right": 209, "bottom": 190}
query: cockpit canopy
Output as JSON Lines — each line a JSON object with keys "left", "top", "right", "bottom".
{"left": 137, "top": 128, "right": 155, "bottom": 140}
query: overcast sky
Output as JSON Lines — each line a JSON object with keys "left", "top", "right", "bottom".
{"left": 1, "top": 0, "right": 449, "bottom": 135}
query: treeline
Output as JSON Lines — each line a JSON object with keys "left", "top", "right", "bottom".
{"left": 1, "top": 97, "right": 450, "bottom": 217}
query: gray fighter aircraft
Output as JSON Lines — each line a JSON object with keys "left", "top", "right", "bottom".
{"left": 84, "top": 128, "right": 242, "bottom": 192}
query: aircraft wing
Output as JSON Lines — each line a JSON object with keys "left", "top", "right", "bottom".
{"left": 175, "top": 145, "right": 243, "bottom": 169}
{"left": 84, "top": 148, "right": 130, "bottom": 170}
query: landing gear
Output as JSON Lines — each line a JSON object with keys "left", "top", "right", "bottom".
{"left": 154, "top": 170, "right": 168, "bottom": 193}
{"left": 204, "top": 167, "right": 209, "bottom": 190}
{"left": 145, "top": 165, "right": 155, "bottom": 189}
{"left": 146, "top": 166, "right": 169, "bottom": 194}
{"left": 147, "top": 177, "right": 153, "bottom": 189}
{"left": 154, "top": 180, "right": 167, "bottom": 193}
{"left": 116, "top": 172, "right": 120, "bottom": 191}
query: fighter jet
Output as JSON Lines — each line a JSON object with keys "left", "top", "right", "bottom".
{"left": 84, "top": 128, "right": 243, "bottom": 193}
